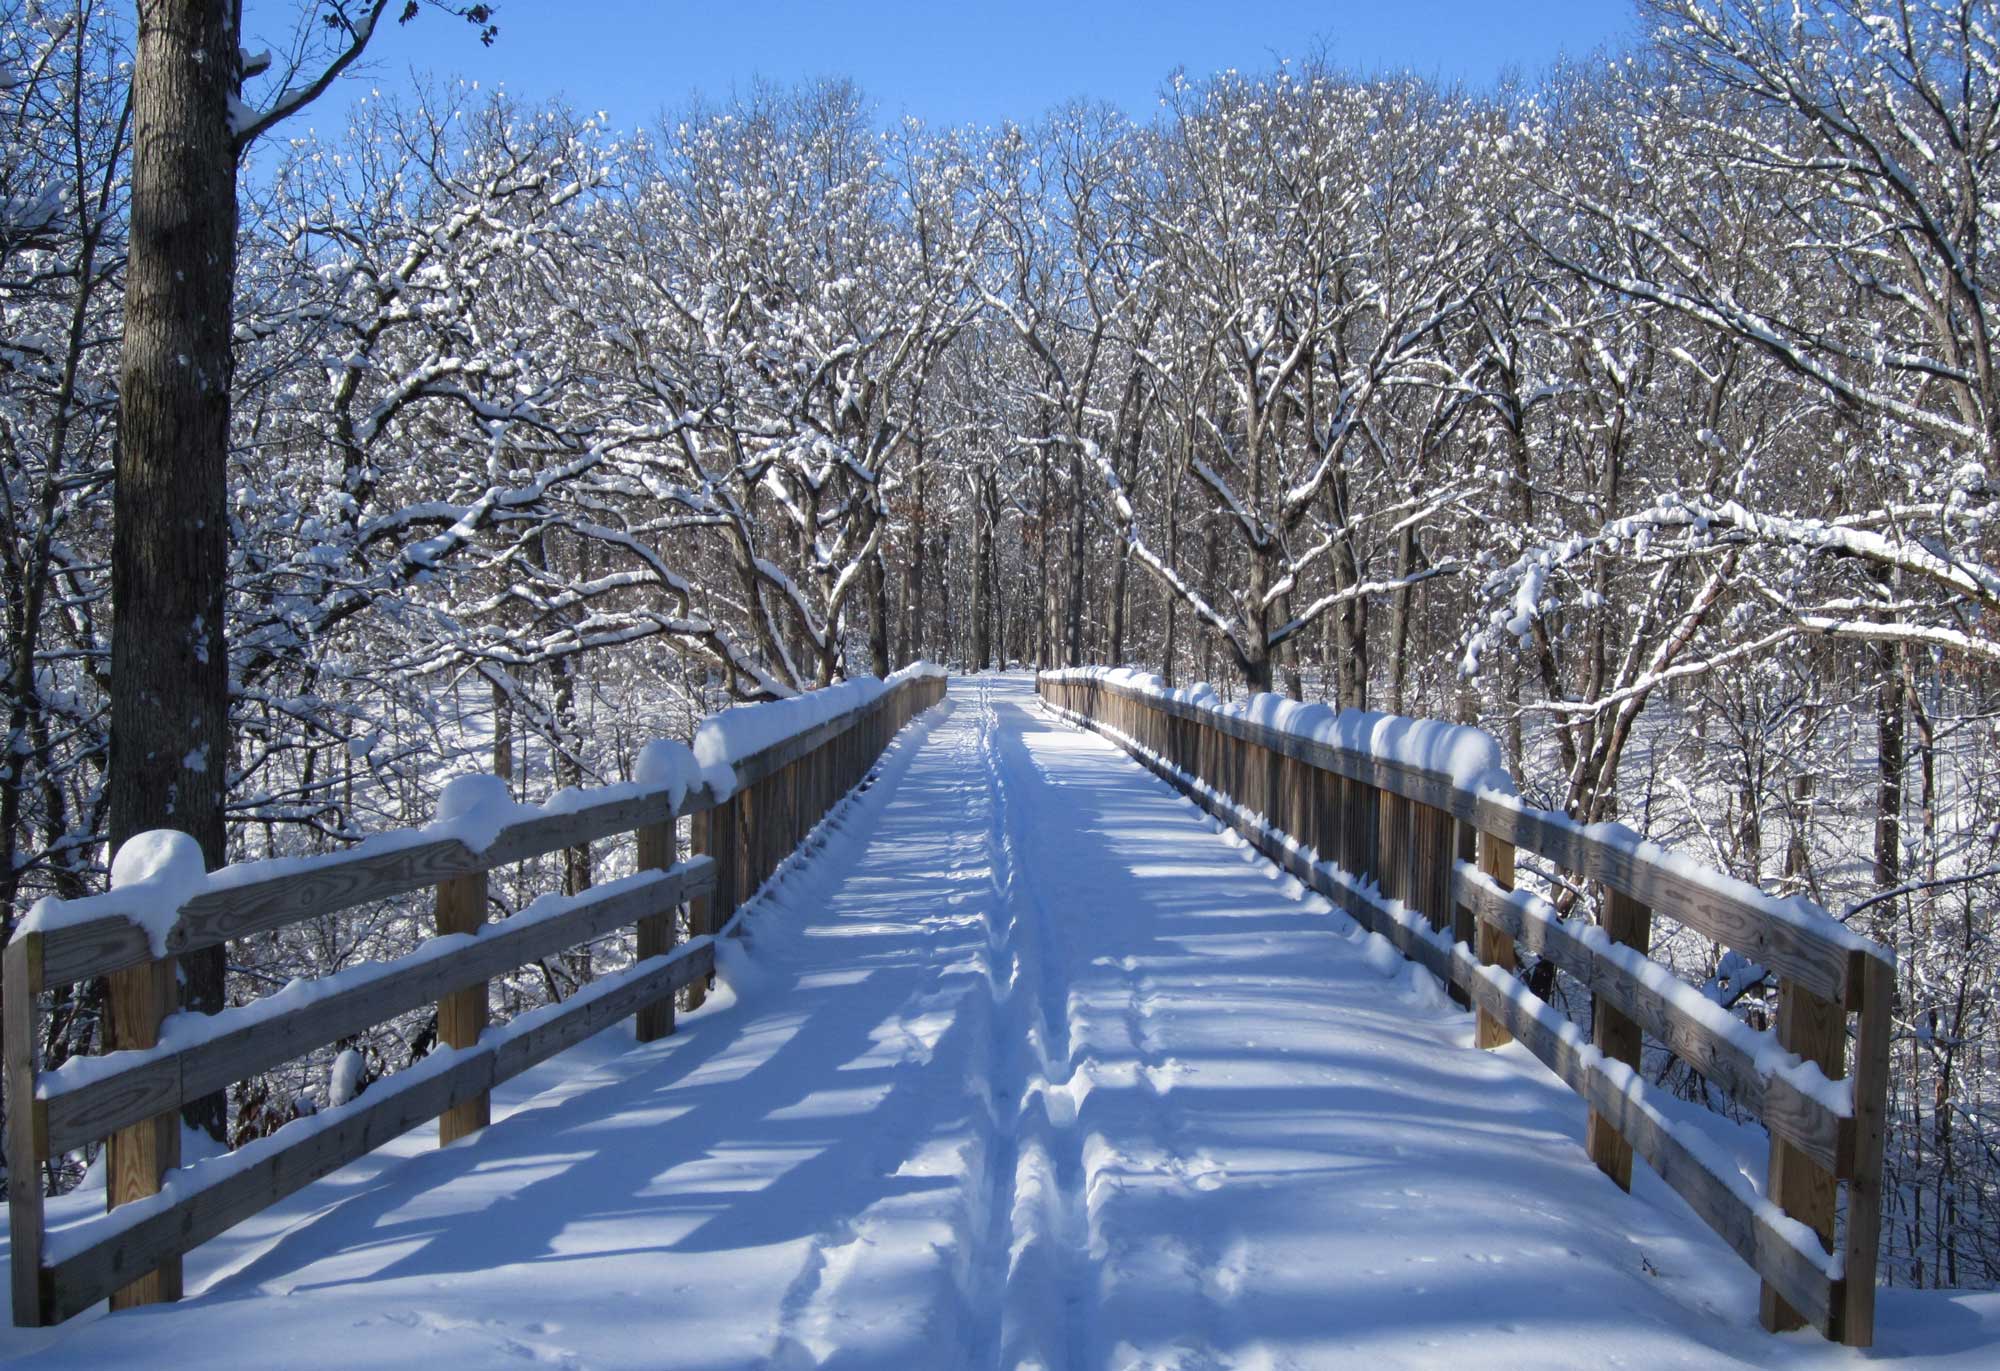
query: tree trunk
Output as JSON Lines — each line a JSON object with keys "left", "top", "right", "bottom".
{"left": 1066, "top": 453, "right": 1086, "bottom": 667}
{"left": 866, "top": 548, "right": 890, "bottom": 678}
{"left": 111, "top": 0, "right": 242, "bottom": 1145}
{"left": 973, "top": 473, "right": 994, "bottom": 669}
{"left": 1873, "top": 639, "right": 1905, "bottom": 890}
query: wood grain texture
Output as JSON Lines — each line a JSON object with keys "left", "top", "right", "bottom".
{"left": 1761, "top": 978, "right": 1845, "bottom": 1334}
{"left": 39, "top": 942, "right": 717, "bottom": 1325}
{"left": 39, "top": 790, "right": 675, "bottom": 988}
{"left": 6, "top": 935, "right": 49, "bottom": 1326}
{"left": 1473, "top": 834, "right": 1518, "bottom": 1050}
{"left": 1061, "top": 676, "right": 1884, "bottom": 1006}
{"left": 40, "top": 863, "right": 714, "bottom": 1155}
{"left": 1837, "top": 953, "right": 1893, "bottom": 1348}
{"left": 1586, "top": 888, "right": 1653, "bottom": 1190}
{"left": 104, "top": 955, "right": 179, "bottom": 1310}
{"left": 1453, "top": 865, "right": 1848, "bottom": 1173}
{"left": 1047, "top": 685, "right": 1848, "bottom": 1337}
{"left": 634, "top": 822, "right": 679, "bottom": 1043}
{"left": 1472, "top": 796, "right": 1861, "bottom": 1004}
{"left": 435, "top": 869, "right": 490, "bottom": 1144}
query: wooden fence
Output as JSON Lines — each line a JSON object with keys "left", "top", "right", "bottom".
{"left": 4, "top": 671, "right": 946, "bottom": 1326}
{"left": 1039, "top": 670, "right": 1894, "bottom": 1348}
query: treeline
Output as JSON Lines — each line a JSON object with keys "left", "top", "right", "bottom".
{"left": 2, "top": 1, "right": 1994, "bottom": 1285}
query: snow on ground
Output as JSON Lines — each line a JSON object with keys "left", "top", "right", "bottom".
{"left": 4, "top": 673, "right": 1996, "bottom": 1369}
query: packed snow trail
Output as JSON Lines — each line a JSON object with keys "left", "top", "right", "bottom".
{"left": 4, "top": 675, "right": 1996, "bottom": 1369}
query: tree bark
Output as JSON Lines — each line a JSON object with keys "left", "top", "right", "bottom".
{"left": 111, "top": 0, "right": 241, "bottom": 1144}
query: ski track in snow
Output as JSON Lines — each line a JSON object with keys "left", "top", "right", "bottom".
{"left": 4, "top": 674, "right": 1997, "bottom": 1370}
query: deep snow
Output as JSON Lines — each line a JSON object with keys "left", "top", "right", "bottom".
{"left": 4, "top": 674, "right": 1995, "bottom": 1369}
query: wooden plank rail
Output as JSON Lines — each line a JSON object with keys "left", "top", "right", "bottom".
{"left": 4, "top": 670, "right": 947, "bottom": 1327}
{"left": 1037, "top": 669, "right": 1894, "bottom": 1349}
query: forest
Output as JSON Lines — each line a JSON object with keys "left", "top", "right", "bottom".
{"left": 1, "top": 0, "right": 1994, "bottom": 1291}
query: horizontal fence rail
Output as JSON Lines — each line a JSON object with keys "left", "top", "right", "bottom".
{"left": 1038, "top": 669, "right": 1893, "bottom": 1349}
{"left": 4, "top": 670, "right": 947, "bottom": 1326}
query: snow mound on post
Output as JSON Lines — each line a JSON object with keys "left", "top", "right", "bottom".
{"left": 110, "top": 830, "right": 209, "bottom": 957}
{"left": 1041, "top": 666, "right": 1515, "bottom": 796}
{"left": 634, "top": 739, "right": 702, "bottom": 811}
{"left": 432, "top": 773, "right": 529, "bottom": 854}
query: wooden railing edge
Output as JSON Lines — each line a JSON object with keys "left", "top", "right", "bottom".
{"left": 4, "top": 669, "right": 950, "bottom": 1327}
{"left": 1036, "top": 672, "right": 1892, "bottom": 1347}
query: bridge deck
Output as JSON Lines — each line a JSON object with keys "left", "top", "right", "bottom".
{"left": 4, "top": 675, "right": 1991, "bottom": 1368}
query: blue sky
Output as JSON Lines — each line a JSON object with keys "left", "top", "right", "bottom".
{"left": 247, "top": 1, "right": 1640, "bottom": 136}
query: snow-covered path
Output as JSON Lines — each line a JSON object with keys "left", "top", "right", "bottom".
{"left": 4, "top": 675, "right": 1996, "bottom": 1369}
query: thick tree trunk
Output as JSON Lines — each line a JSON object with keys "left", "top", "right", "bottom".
{"left": 111, "top": 0, "right": 241, "bottom": 1145}
{"left": 866, "top": 549, "right": 890, "bottom": 678}
{"left": 1066, "top": 454, "right": 1086, "bottom": 667}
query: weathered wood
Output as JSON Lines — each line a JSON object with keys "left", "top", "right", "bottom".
{"left": 1046, "top": 677, "right": 1861, "bottom": 1341}
{"left": 40, "top": 864, "right": 715, "bottom": 1155}
{"left": 685, "top": 806, "right": 716, "bottom": 1012}
{"left": 1761, "top": 978, "right": 1845, "bottom": 1333}
{"left": 1473, "top": 834, "right": 1517, "bottom": 1050}
{"left": 1452, "top": 863, "right": 1849, "bottom": 1174}
{"left": 1067, "top": 677, "right": 1864, "bottom": 1006}
{"left": 6, "top": 934, "right": 49, "bottom": 1326}
{"left": 104, "top": 953, "right": 179, "bottom": 1310}
{"left": 1586, "top": 887, "right": 1653, "bottom": 1190}
{"left": 12, "top": 675, "right": 946, "bottom": 1330}
{"left": 40, "top": 943, "right": 716, "bottom": 1325}
{"left": 634, "top": 821, "right": 679, "bottom": 1043}
{"left": 1471, "top": 796, "right": 1857, "bottom": 1005}
{"left": 1838, "top": 952, "right": 1893, "bottom": 1347}
{"left": 435, "top": 869, "right": 490, "bottom": 1144}
{"left": 36, "top": 791, "right": 680, "bottom": 989}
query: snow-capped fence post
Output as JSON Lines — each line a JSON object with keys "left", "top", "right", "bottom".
{"left": 1584, "top": 888, "right": 1653, "bottom": 1190}
{"left": 634, "top": 816, "right": 678, "bottom": 1043}
{"left": 435, "top": 867, "right": 491, "bottom": 1143}
{"left": 1759, "top": 976, "right": 1844, "bottom": 1333}
{"left": 1472, "top": 831, "right": 1518, "bottom": 1050}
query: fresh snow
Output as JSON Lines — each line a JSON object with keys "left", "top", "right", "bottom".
{"left": 1042, "top": 665, "right": 1516, "bottom": 795}
{"left": 3, "top": 675, "right": 1992, "bottom": 1369}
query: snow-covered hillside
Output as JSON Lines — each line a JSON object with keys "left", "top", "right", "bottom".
{"left": 4, "top": 676, "right": 1995, "bottom": 1369}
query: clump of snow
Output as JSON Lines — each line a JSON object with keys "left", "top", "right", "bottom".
{"left": 1041, "top": 666, "right": 1515, "bottom": 796}
{"left": 634, "top": 739, "right": 702, "bottom": 810}
{"left": 25, "top": 829, "right": 210, "bottom": 958}
{"left": 328, "top": 1048, "right": 366, "bottom": 1108}
{"left": 692, "top": 665, "right": 943, "bottom": 798}
{"left": 432, "top": 772, "right": 528, "bottom": 853}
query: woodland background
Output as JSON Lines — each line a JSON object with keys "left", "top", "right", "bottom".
{"left": 2, "top": 0, "right": 1994, "bottom": 1288}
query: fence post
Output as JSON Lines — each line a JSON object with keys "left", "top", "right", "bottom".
{"left": 1473, "top": 830, "right": 1517, "bottom": 1049}
{"left": 1584, "top": 888, "right": 1653, "bottom": 1189}
{"left": 634, "top": 811, "right": 678, "bottom": 1043}
{"left": 436, "top": 867, "right": 491, "bottom": 1143}
{"left": 1376, "top": 788, "right": 1408, "bottom": 906}
{"left": 1760, "top": 976, "right": 1844, "bottom": 1331}
{"left": 1838, "top": 953, "right": 1893, "bottom": 1346}
{"left": 104, "top": 950, "right": 183, "bottom": 1308}
{"left": 6, "top": 933, "right": 48, "bottom": 1325}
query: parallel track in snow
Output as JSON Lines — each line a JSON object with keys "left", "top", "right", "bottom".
{"left": 7, "top": 676, "right": 1988, "bottom": 1371}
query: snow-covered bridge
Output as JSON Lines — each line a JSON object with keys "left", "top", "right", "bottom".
{"left": 4, "top": 676, "right": 1995, "bottom": 1368}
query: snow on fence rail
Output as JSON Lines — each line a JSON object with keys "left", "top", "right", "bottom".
{"left": 3, "top": 667, "right": 948, "bottom": 1327}
{"left": 1038, "top": 666, "right": 1894, "bottom": 1349}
